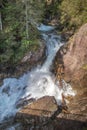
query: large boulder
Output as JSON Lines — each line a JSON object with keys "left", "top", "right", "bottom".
{"left": 15, "top": 96, "right": 58, "bottom": 129}
{"left": 15, "top": 96, "right": 87, "bottom": 130}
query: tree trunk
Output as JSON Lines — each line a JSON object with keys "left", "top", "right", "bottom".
{"left": 0, "top": 12, "right": 2, "bottom": 31}
{"left": 25, "top": 0, "right": 29, "bottom": 39}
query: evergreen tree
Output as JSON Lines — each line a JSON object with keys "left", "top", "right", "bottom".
{"left": 0, "top": 0, "right": 45, "bottom": 64}
{"left": 60, "top": 0, "right": 87, "bottom": 30}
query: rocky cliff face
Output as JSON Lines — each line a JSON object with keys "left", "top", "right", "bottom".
{"left": 63, "top": 24, "right": 87, "bottom": 87}
{"left": 53, "top": 24, "right": 87, "bottom": 126}
{"left": 54, "top": 23, "right": 87, "bottom": 88}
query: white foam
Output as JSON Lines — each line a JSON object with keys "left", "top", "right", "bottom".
{"left": 37, "top": 23, "right": 55, "bottom": 31}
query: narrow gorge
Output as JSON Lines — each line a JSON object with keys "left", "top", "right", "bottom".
{"left": 0, "top": 0, "right": 87, "bottom": 130}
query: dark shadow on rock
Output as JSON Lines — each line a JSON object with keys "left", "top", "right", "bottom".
{"left": 52, "top": 45, "right": 66, "bottom": 75}
{"left": 15, "top": 111, "right": 87, "bottom": 130}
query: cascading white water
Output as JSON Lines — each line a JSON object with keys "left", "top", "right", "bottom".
{"left": 0, "top": 24, "right": 75, "bottom": 123}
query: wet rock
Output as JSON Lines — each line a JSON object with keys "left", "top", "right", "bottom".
{"left": 15, "top": 96, "right": 58, "bottom": 123}
{"left": 2, "top": 86, "right": 10, "bottom": 96}
{"left": 16, "top": 98, "right": 36, "bottom": 109}
{"left": 66, "top": 86, "right": 87, "bottom": 118}
{"left": 21, "top": 42, "right": 46, "bottom": 64}
{"left": 15, "top": 96, "right": 87, "bottom": 130}
{"left": 0, "top": 118, "right": 14, "bottom": 130}
{"left": 15, "top": 96, "right": 58, "bottom": 129}
{"left": 5, "top": 123, "right": 23, "bottom": 130}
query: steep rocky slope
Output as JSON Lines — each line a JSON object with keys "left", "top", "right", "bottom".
{"left": 53, "top": 23, "right": 87, "bottom": 124}
{"left": 63, "top": 24, "right": 87, "bottom": 87}
{"left": 54, "top": 23, "right": 87, "bottom": 87}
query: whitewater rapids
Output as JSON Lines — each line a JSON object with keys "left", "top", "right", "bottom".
{"left": 0, "top": 24, "right": 75, "bottom": 123}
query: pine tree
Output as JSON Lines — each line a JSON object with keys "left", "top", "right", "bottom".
{"left": 0, "top": 0, "right": 45, "bottom": 64}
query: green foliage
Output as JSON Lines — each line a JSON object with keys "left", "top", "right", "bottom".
{"left": 44, "top": 0, "right": 87, "bottom": 31}
{"left": 60, "top": 0, "right": 87, "bottom": 30}
{"left": 27, "top": 0, "right": 45, "bottom": 23}
{"left": 0, "top": 0, "right": 45, "bottom": 64}
{"left": 44, "top": 0, "right": 62, "bottom": 20}
{"left": 1, "top": 0, "right": 87, "bottom": 65}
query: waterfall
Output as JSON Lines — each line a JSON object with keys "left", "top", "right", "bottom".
{"left": 0, "top": 24, "right": 75, "bottom": 123}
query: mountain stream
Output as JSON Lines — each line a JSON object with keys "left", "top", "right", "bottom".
{"left": 0, "top": 24, "right": 75, "bottom": 128}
